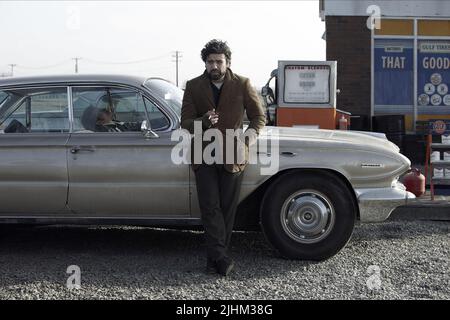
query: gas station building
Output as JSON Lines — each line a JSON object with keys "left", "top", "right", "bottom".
{"left": 320, "top": 0, "right": 450, "bottom": 139}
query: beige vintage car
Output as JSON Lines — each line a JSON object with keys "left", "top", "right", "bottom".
{"left": 0, "top": 75, "right": 415, "bottom": 260}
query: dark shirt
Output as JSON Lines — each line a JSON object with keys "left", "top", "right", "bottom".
{"left": 210, "top": 82, "right": 223, "bottom": 107}
{"left": 209, "top": 82, "right": 223, "bottom": 158}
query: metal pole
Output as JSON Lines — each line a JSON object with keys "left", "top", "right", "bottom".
{"left": 176, "top": 51, "right": 179, "bottom": 87}
{"left": 413, "top": 19, "right": 418, "bottom": 134}
{"left": 8, "top": 64, "right": 16, "bottom": 77}
{"left": 172, "top": 51, "right": 182, "bottom": 87}
{"left": 72, "top": 57, "right": 81, "bottom": 73}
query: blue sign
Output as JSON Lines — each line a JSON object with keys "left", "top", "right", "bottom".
{"left": 417, "top": 41, "right": 450, "bottom": 108}
{"left": 374, "top": 40, "right": 414, "bottom": 107}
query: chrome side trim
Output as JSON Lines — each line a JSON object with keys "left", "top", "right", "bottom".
{"left": 0, "top": 216, "right": 202, "bottom": 227}
{"left": 356, "top": 182, "right": 416, "bottom": 222}
{"left": 361, "top": 163, "right": 385, "bottom": 168}
{"left": 67, "top": 86, "right": 74, "bottom": 133}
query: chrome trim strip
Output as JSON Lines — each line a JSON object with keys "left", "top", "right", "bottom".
{"left": 360, "top": 163, "right": 385, "bottom": 168}
{"left": 67, "top": 86, "right": 74, "bottom": 133}
{"left": 0, "top": 216, "right": 202, "bottom": 226}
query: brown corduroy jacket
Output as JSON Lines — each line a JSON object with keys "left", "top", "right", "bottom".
{"left": 181, "top": 68, "right": 266, "bottom": 173}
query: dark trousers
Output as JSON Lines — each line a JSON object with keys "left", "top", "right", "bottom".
{"left": 194, "top": 164, "right": 244, "bottom": 261}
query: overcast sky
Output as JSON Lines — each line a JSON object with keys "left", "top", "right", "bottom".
{"left": 0, "top": 0, "right": 325, "bottom": 87}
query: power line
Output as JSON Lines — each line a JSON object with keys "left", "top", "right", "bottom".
{"left": 13, "top": 54, "right": 168, "bottom": 70}
{"left": 83, "top": 53, "right": 170, "bottom": 65}
{"left": 16, "top": 60, "right": 72, "bottom": 70}
{"left": 5, "top": 52, "right": 175, "bottom": 75}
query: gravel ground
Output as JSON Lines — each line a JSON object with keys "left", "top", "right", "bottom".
{"left": 0, "top": 219, "right": 448, "bottom": 300}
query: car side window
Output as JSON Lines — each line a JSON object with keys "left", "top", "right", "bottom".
{"left": 143, "top": 97, "right": 170, "bottom": 131}
{"left": 0, "top": 87, "right": 69, "bottom": 133}
{"left": 72, "top": 87, "right": 170, "bottom": 133}
{"left": 72, "top": 87, "right": 144, "bottom": 133}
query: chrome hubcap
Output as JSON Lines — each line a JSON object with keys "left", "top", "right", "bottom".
{"left": 280, "top": 190, "right": 335, "bottom": 244}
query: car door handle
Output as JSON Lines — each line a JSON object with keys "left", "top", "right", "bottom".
{"left": 281, "top": 151, "right": 297, "bottom": 157}
{"left": 71, "top": 146, "right": 95, "bottom": 154}
{"left": 257, "top": 152, "right": 272, "bottom": 156}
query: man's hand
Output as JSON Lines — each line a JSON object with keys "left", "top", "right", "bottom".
{"left": 202, "top": 109, "right": 219, "bottom": 128}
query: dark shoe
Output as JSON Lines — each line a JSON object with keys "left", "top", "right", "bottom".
{"left": 216, "top": 257, "right": 234, "bottom": 276}
{"left": 205, "top": 258, "right": 217, "bottom": 274}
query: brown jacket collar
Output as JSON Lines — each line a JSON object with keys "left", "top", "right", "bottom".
{"left": 199, "top": 68, "right": 238, "bottom": 109}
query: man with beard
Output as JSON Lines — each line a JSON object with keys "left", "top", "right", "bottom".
{"left": 181, "top": 39, "right": 266, "bottom": 276}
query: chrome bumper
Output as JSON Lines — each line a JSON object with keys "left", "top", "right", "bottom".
{"left": 356, "top": 182, "right": 416, "bottom": 222}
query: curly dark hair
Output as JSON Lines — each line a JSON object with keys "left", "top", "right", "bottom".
{"left": 200, "top": 39, "right": 232, "bottom": 63}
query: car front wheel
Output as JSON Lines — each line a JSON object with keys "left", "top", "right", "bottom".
{"left": 260, "top": 171, "right": 357, "bottom": 261}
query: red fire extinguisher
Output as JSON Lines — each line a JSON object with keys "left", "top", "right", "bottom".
{"left": 339, "top": 115, "right": 348, "bottom": 130}
{"left": 402, "top": 168, "right": 425, "bottom": 197}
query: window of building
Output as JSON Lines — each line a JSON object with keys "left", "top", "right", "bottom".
{"left": 373, "top": 18, "right": 450, "bottom": 132}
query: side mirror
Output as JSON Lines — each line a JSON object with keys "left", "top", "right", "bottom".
{"left": 141, "top": 120, "right": 159, "bottom": 139}
{"left": 261, "top": 86, "right": 269, "bottom": 97}
{"left": 270, "top": 69, "right": 278, "bottom": 78}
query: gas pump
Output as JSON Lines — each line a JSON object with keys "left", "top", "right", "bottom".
{"left": 261, "top": 60, "right": 350, "bottom": 129}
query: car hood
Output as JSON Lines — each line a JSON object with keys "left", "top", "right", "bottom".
{"left": 258, "top": 126, "right": 400, "bottom": 154}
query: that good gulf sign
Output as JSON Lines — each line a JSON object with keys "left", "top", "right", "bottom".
{"left": 374, "top": 40, "right": 414, "bottom": 106}
{"left": 418, "top": 42, "right": 450, "bottom": 107}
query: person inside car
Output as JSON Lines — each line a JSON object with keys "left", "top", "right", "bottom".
{"left": 96, "top": 109, "right": 127, "bottom": 132}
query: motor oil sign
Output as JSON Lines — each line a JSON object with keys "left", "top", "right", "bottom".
{"left": 418, "top": 42, "right": 450, "bottom": 107}
{"left": 429, "top": 120, "right": 450, "bottom": 135}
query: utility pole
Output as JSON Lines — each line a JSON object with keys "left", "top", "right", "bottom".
{"left": 8, "top": 64, "right": 16, "bottom": 77}
{"left": 172, "top": 51, "right": 182, "bottom": 87}
{"left": 72, "top": 57, "right": 82, "bottom": 73}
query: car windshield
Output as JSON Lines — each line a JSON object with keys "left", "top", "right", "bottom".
{"left": 143, "top": 78, "right": 182, "bottom": 117}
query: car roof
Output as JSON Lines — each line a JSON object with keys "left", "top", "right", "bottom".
{"left": 0, "top": 74, "right": 149, "bottom": 88}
